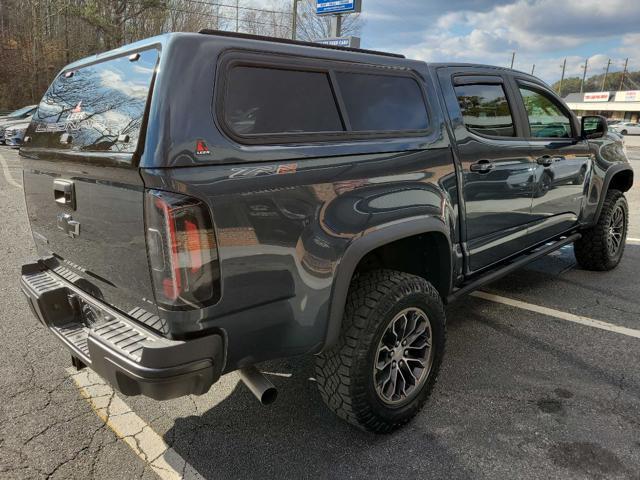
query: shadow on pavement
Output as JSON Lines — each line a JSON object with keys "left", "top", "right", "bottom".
{"left": 162, "top": 244, "right": 640, "bottom": 479}
{"left": 487, "top": 243, "right": 640, "bottom": 306}
{"left": 163, "top": 355, "right": 474, "bottom": 480}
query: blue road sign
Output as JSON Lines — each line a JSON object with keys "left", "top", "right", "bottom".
{"left": 316, "top": 0, "right": 360, "bottom": 15}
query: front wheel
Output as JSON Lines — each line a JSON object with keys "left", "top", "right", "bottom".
{"left": 621, "top": 130, "right": 628, "bottom": 135}
{"left": 315, "top": 270, "right": 446, "bottom": 433}
{"left": 534, "top": 171, "right": 553, "bottom": 198}
{"left": 574, "top": 189, "right": 628, "bottom": 271}
{"left": 572, "top": 165, "right": 587, "bottom": 185}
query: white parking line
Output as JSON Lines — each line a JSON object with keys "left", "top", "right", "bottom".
{"left": 68, "top": 368, "right": 203, "bottom": 480}
{"left": 471, "top": 291, "right": 640, "bottom": 339}
{"left": 628, "top": 237, "right": 640, "bottom": 244}
{"left": 0, "top": 150, "right": 22, "bottom": 189}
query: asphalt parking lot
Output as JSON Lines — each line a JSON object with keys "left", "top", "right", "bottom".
{"left": 1, "top": 140, "right": 640, "bottom": 480}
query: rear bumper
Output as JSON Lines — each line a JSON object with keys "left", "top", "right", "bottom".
{"left": 20, "top": 262, "right": 224, "bottom": 400}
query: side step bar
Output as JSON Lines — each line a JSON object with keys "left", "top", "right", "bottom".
{"left": 447, "top": 233, "right": 581, "bottom": 303}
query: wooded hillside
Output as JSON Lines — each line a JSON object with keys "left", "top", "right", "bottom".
{"left": 0, "top": 0, "right": 362, "bottom": 109}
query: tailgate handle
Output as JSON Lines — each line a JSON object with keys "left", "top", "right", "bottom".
{"left": 53, "top": 179, "right": 76, "bottom": 210}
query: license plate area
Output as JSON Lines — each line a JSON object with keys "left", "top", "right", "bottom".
{"left": 69, "top": 294, "right": 117, "bottom": 329}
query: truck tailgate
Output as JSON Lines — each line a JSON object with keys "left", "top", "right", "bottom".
{"left": 20, "top": 48, "right": 164, "bottom": 332}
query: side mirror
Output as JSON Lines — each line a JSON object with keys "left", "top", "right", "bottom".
{"left": 581, "top": 115, "right": 608, "bottom": 140}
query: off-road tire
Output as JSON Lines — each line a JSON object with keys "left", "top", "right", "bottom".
{"left": 315, "top": 269, "right": 446, "bottom": 433}
{"left": 574, "top": 189, "right": 628, "bottom": 271}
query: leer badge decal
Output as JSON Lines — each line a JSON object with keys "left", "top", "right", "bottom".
{"left": 195, "top": 140, "right": 210, "bottom": 155}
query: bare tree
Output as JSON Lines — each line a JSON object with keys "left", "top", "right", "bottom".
{"left": 68, "top": 0, "right": 168, "bottom": 49}
{"left": 163, "top": 0, "right": 229, "bottom": 33}
{"left": 0, "top": 0, "right": 365, "bottom": 110}
{"left": 241, "top": 5, "right": 292, "bottom": 37}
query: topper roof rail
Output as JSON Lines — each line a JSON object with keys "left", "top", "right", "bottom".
{"left": 198, "top": 29, "right": 405, "bottom": 59}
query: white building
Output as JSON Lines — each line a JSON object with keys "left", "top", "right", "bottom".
{"left": 565, "top": 91, "right": 640, "bottom": 122}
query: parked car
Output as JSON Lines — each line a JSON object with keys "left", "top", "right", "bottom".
{"left": 0, "top": 115, "right": 34, "bottom": 144}
{"left": 4, "top": 119, "right": 31, "bottom": 147}
{"left": 611, "top": 122, "right": 640, "bottom": 135}
{"left": 19, "top": 32, "right": 633, "bottom": 433}
{"left": 0, "top": 104, "right": 37, "bottom": 122}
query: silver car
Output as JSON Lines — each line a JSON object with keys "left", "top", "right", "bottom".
{"left": 0, "top": 104, "right": 36, "bottom": 122}
{"left": 611, "top": 122, "right": 640, "bottom": 135}
{"left": 4, "top": 119, "right": 31, "bottom": 147}
{"left": 0, "top": 114, "right": 35, "bottom": 144}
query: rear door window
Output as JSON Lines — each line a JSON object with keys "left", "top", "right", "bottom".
{"left": 454, "top": 83, "right": 516, "bottom": 137}
{"left": 224, "top": 66, "right": 344, "bottom": 136}
{"left": 31, "top": 49, "right": 158, "bottom": 154}
{"left": 334, "top": 72, "right": 428, "bottom": 132}
{"left": 219, "top": 55, "right": 431, "bottom": 143}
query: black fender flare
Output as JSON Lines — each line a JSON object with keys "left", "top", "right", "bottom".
{"left": 321, "top": 216, "right": 453, "bottom": 351}
{"left": 592, "top": 164, "right": 634, "bottom": 224}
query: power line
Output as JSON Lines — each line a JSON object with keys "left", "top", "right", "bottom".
{"left": 165, "top": 6, "right": 292, "bottom": 31}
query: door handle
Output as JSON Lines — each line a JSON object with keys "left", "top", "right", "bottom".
{"left": 469, "top": 160, "right": 494, "bottom": 174}
{"left": 53, "top": 179, "right": 76, "bottom": 210}
{"left": 536, "top": 155, "right": 564, "bottom": 167}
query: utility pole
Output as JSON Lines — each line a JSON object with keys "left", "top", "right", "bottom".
{"left": 330, "top": 15, "right": 342, "bottom": 37}
{"left": 619, "top": 58, "right": 629, "bottom": 91}
{"left": 558, "top": 58, "right": 567, "bottom": 97}
{"left": 510, "top": 51, "right": 516, "bottom": 69}
{"left": 64, "top": 1, "right": 70, "bottom": 64}
{"left": 580, "top": 58, "right": 589, "bottom": 94}
{"left": 291, "top": 0, "right": 299, "bottom": 40}
{"left": 601, "top": 58, "right": 612, "bottom": 92}
{"left": 531, "top": 64, "right": 535, "bottom": 75}
{"left": 235, "top": 0, "right": 239, "bottom": 32}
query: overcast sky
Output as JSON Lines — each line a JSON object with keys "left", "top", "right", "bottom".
{"left": 356, "top": 0, "right": 640, "bottom": 84}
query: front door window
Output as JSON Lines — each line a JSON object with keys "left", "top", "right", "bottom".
{"left": 519, "top": 86, "right": 572, "bottom": 139}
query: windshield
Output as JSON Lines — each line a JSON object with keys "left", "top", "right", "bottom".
{"left": 7, "top": 105, "right": 35, "bottom": 118}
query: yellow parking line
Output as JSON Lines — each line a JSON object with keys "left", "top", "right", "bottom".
{"left": 471, "top": 291, "right": 640, "bottom": 339}
{"left": 68, "top": 368, "right": 203, "bottom": 480}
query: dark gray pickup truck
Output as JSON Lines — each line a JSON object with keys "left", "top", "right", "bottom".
{"left": 19, "top": 31, "right": 633, "bottom": 433}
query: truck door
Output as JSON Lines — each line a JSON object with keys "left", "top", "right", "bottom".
{"left": 509, "top": 78, "right": 591, "bottom": 243}
{"left": 437, "top": 68, "right": 537, "bottom": 273}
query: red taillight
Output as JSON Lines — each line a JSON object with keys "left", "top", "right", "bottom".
{"left": 184, "top": 219, "right": 203, "bottom": 272}
{"left": 144, "top": 190, "right": 220, "bottom": 310}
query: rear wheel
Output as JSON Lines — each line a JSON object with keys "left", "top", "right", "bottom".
{"left": 315, "top": 269, "right": 446, "bottom": 433}
{"left": 574, "top": 189, "right": 628, "bottom": 271}
{"left": 621, "top": 130, "right": 628, "bottom": 135}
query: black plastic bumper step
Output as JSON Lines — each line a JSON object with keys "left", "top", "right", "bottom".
{"left": 21, "top": 265, "right": 223, "bottom": 400}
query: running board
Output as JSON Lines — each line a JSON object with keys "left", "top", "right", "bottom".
{"left": 447, "top": 233, "right": 581, "bottom": 303}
